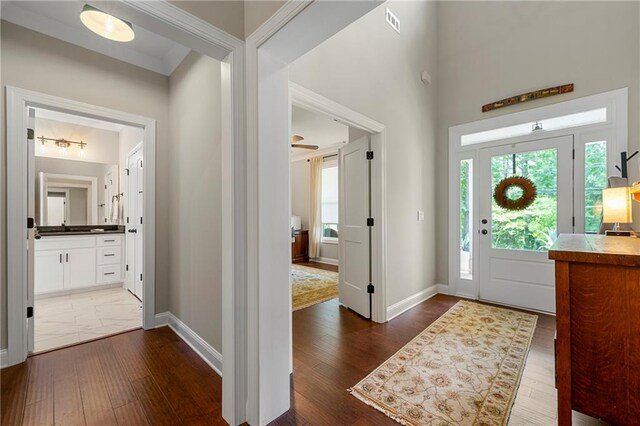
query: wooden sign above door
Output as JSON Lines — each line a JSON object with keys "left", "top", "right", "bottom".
{"left": 482, "top": 83, "right": 574, "bottom": 113}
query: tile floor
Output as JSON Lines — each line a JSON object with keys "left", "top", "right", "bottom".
{"left": 34, "top": 287, "right": 142, "bottom": 353}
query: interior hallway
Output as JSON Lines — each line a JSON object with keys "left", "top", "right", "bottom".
{"left": 2, "top": 295, "right": 605, "bottom": 425}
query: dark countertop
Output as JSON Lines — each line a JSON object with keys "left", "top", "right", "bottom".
{"left": 548, "top": 233, "right": 640, "bottom": 266}
{"left": 37, "top": 225, "right": 125, "bottom": 238}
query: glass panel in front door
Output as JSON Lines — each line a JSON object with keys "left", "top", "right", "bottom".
{"left": 491, "top": 148, "right": 558, "bottom": 251}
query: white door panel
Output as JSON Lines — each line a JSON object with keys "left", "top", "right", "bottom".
{"left": 126, "top": 147, "right": 143, "bottom": 300}
{"left": 27, "top": 108, "right": 35, "bottom": 352}
{"left": 478, "top": 135, "right": 573, "bottom": 313}
{"left": 34, "top": 250, "right": 64, "bottom": 294}
{"left": 339, "top": 136, "right": 370, "bottom": 318}
{"left": 64, "top": 248, "right": 97, "bottom": 289}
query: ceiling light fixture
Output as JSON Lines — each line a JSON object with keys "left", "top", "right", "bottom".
{"left": 80, "top": 5, "right": 135, "bottom": 42}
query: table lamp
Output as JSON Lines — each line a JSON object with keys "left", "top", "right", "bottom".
{"left": 602, "top": 187, "right": 632, "bottom": 236}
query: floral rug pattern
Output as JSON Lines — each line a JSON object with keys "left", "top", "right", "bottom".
{"left": 292, "top": 264, "right": 339, "bottom": 311}
{"left": 350, "top": 301, "right": 537, "bottom": 425}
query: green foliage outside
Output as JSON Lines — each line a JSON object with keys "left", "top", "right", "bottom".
{"left": 491, "top": 149, "right": 558, "bottom": 251}
{"left": 459, "top": 142, "right": 607, "bottom": 255}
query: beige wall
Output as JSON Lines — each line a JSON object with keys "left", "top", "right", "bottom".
{"left": 435, "top": 1, "right": 640, "bottom": 286}
{"left": 35, "top": 117, "right": 120, "bottom": 164}
{"left": 0, "top": 21, "right": 171, "bottom": 348}
{"left": 244, "top": 1, "right": 286, "bottom": 38}
{"left": 170, "top": 1, "right": 245, "bottom": 40}
{"left": 290, "top": 1, "right": 439, "bottom": 306}
{"left": 168, "top": 51, "right": 223, "bottom": 352}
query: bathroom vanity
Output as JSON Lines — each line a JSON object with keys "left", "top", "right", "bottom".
{"left": 35, "top": 227, "right": 125, "bottom": 296}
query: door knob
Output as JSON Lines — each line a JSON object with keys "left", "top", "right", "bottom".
{"left": 128, "top": 229, "right": 137, "bottom": 233}
{"left": 481, "top": 229, "right": 488, "bottom": 235}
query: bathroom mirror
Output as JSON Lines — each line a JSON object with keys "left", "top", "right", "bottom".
{"left": 35, "top": 157, "right": 118, "bottom": 226}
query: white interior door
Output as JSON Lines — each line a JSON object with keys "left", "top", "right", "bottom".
{"left": 134, "top": 155, "right": 144, "bottom": 300}
{"left": 338, "top": 136, "right": 371, "bottom": 318}
{"left": 478, "top": 135, "right": 574, "bottom": 313}
{"left": 126, "top": 147, "right": 143, "bottom": 300}
{"left": 27, "top": 108, "right": 35, "bottom": 352}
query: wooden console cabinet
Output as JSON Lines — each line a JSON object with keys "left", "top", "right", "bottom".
{"left": 292, "top": 230, "right": 309, "bottom": 263}
{"left": 549, "top": 234, "right": 640, "bottom": 425}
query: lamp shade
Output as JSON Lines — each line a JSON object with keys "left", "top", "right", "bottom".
{"left": 602, "top": 187, "right": 632, "bottom": 224}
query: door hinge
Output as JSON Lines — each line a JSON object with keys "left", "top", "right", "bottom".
{"left": 367, "top": 283, "right": 375, "bottom": 294}
{"left": 27, "top": 217, "right": 34, "bottom": 229}
{"left": 126, "top": 264, "right": 129, "bottom": 272}
{"left": 367, "top": 217, "right": 374, "bottom": 227}
{"left": 572, "top": 216, "right": 575, "bottom": 227}
{"left": 572, "top": 149, "right": 575, "bottom": 160}
{"left": 27, "top": 306, "right": 34, "bottom": 318}
{"left": 366, "top": 151, "right": 374, "bottom": 160}
{"left": 140, "top": 274, "right": 143, "bottom": 281}
{"left": 126, "top": 168, "right": 130, "bottom": 175}
{"left": 27, "top": 128, "right": 34, "bottom": 140}
{"left": 140, "top": 217, "right": 143, "bottom": 225}
{"left": 105, "top": 185, "right": 107, "bottom": 189}
{"left": 127, "top": 217, "right": 129, "bottom": 224}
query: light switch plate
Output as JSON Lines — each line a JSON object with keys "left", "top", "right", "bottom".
{"left": 417, "top": 210, "right": 425, "bottom": 221}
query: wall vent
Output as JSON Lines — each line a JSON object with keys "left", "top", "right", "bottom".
{"left": 385, "top": 8, "right": 400, "bottom": 34}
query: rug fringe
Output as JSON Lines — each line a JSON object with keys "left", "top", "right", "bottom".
{"left": 348, "top": 388, "right": 410, "bottom": 426}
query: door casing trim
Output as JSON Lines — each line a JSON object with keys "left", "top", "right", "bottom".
{"left": 447, "top": 88, "right": 628, "bottom": 300}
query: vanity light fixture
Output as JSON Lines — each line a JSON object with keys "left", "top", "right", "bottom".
{"left": 39, "top": 136, "right": 87, "bottom": 154}
{"left": 80, "top": 5, "right": 135, "bottom": 42}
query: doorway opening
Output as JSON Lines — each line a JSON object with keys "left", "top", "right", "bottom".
{"left": 12, "top": 102, "right": 149, "bottom": 356}
{"left": 449, "top": 88, "right": 628, "bottom": 312}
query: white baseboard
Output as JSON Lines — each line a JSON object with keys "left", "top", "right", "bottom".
{"left": 154, "top": 312, "right": 170, "bottom": 328}
{"left": 436, "top": 283, "right": 449, "bottom": 294}
{"left": 386, "top": 285, "right": 439, "bottom": 321}
{"left": 155, "top": 312, "right": 222, "bottom": 377}
{"left": 310, "top": 257, "right": 339, "bottom": 266}
{"left": 0, "top": 349, "right": 7, "bottom": 369}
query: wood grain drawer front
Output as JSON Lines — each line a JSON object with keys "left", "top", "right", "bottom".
{"left": 98, "top": 247, "right": 122, "bottom": 265}
{"left": 98, "top": 264, "right": 122, "bottom": 283}
{"left": 97, "top": 235, "right": 122, "bottom": 247}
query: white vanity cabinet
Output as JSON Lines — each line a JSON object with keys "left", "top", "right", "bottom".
{"left": 35, "top": 234, "right": 124, "bottom": 296}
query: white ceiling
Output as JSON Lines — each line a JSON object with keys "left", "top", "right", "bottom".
{"left": 0, "top": 1, "right": 190, "bottom": 76}
{"left": 291, "top": 106, "right": 349, "bottom": 161}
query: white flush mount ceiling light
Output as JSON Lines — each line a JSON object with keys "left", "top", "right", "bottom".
{"left": 80, "top": 5, "right": 135, "bottom": 42}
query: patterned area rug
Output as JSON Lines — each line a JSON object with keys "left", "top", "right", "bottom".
{"left": 292, "top": 264, "right": 339, "bottom": 311}
{"left": 350, "top": 301, "right": 537, "bottom": 425}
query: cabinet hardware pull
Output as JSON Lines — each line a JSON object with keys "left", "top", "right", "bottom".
{"left": 104, "top": 272, "right": 115, "bottom": 276}
{"left": 104, "top": 254, "right": 115, "bottom": 257}
{"left": 66, "top": 253, "right": 69, "bottom": 262}
{"left": 60, "top": 253, "right": 62, "bottom": 263}
{"left": 104, "top": 239, "right": 115, "bottom": 242}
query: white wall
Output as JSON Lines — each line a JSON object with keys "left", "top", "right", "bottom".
{"left": 290, "top": 1, "right": 438, "bottom": 306}
{"left": 168, "top": 51, "right": 223, "bottom": 352}
{"left": 435, "top": 1, "right": 640, "bottom": 286}
{"left": 0, "top": 21, "right": 171, "bottom": 349}
{"left": 34, "top": 117, "right": 120, "bottom": 164}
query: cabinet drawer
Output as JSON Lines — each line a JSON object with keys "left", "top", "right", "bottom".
{"left": 97, "top": 235, "right": 122, "bottom": 247}
{"left": 36, "top": 236, "right": 96, "bottom": 251}
{"left": 98, "top": 264, "right": 122, "bottom": 283}
{"left": 98, "top": 246, "right": 122, "bottom": 265}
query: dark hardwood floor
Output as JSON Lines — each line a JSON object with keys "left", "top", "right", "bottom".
{"left": 1, "top": 327, "right": 224, "bottom": 425}
{"left": 2, "top": 292, "right": 563, "bottom": 426}
{"left": 295, "top": 261, "right": 338, "bottom": 273}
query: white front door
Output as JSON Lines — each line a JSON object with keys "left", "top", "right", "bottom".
{"left": 338, "top": 136, "right": 371, "bottom": 318}
{"left": 126, "top": 146, "right": 143, "bottom": 300}
{"left": 478, "top": 135, "right": 574, "bottom": 312}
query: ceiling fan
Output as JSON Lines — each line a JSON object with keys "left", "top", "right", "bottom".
{"left": 291, "top": 135, "right": 318, "bottom": 150}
